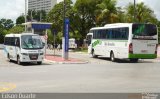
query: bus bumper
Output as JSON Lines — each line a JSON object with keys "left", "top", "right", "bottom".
{"left": 20, "top": 54, "right": 44, "bottom": 62}
{"left": 128, "top": 54, "right": 157, "bottom": 59}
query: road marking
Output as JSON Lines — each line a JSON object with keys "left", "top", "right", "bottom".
{"left": 0, "top": 82, "right": 16, "bottom": 92}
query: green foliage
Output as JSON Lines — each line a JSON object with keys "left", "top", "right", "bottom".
{"left": 9, "top": 25, "right": 24, "bottom": 34}
{"left": 96, "top": 0, "right": 118, "bottom": 25}
{"left": 47, "top": 0, "right": 74, "bottom": 44}
{"left": 0, "top": 18, "right": 14, "bottom": 43}
{"left": 0, "top": 18, "right": 14, "bottom": 30}
{"left": 16, "top": 16, "right": 25, "bottom": 25}
{"left": 126, "top": 2, "right": 158, "bottom": 24}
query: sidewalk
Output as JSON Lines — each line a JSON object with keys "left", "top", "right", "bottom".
{"left": 44, "top": 49, "right": 88, "bottom": 64}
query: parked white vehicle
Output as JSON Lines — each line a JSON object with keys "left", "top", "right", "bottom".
{"left": 4, "top": 33, "right": 45, "bottom": 65}
{"left": 69, "top": 38, "right": 77, "bottom": 49}
{"left": 86, "top": 23, "right": 158, "bottom": 62}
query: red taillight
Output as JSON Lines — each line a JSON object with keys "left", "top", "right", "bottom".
{"left": 129, "top": 43, "right": 133, "bottom": 54}
{"left": 155, "top": 44, "right": 158, "bottom": 54}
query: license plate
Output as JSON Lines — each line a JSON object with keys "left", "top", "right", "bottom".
{"left": 31, "top": 56, "right": 37, "bottom": 58}
{"left": 141, "top": 50, "right": 147, "bottom": 53}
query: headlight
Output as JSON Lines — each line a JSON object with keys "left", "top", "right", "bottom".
{"left": 22, "top": 53, "right": 28, "bottom": 55}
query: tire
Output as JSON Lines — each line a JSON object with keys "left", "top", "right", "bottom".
{"left": 7, "top": 54, "right": 11, "bottom": 62}
{"left": 110, "top": 52, "right": 116, "bottom": 62}
{"left": 17, "top": 56, "right": 22, "bottom": 65}
{"left": 92, "top": 50, "right": 98, "bottom": 58}
{"left": 37, "top": 61, "right": 42, "bottom": 65}
{"left": 130, "top": 59, "right": 139, "bottom": 63}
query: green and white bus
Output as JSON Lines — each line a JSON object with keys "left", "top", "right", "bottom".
{"left": 86, "top": 23, "right": 158, "bottom": 62}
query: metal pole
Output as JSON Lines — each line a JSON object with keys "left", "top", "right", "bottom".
{"left": 62, "top": 0, "right": 66, "bottom": 59}
{"left": 134, "top": 0, "right": 136, "bottom": 22}
{"left": 40, "top": 13, "right": 42, "bottom": 22}
{"left": 54, "top": 30, "right": 56, "bottom": 56}
{"left": 31, "top": 10, "right": 33, "bottom": 22}
{"left": 25, "top": 0, "right": 27, "bottom": 32}
{"left": 45, "top": 30, "right": 47, "bottom": 58}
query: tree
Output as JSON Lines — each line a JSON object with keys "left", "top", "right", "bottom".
{"left": 96, "top": 0, "right": 118, "bottom": 26}
{"left": 47, "top": 0, "right": 74, "bottom": 44}
{"left": 74, "top": 0, "right": 102, "bottom": 45}
{"left": 0, "top": 18, "right": 13, "bottom": 43}
{"left": 0, "top": 18, "right": 14, "bottom": 30}
{"left": 126, "top": 2, "right": 158, "bottom": 24}
{"left": 9, "top": 25, "right": 24, "bottom": 34}
{"left": 16, "top": 15, "right": 25, "bottom": 25}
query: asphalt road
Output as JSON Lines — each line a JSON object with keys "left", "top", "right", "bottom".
{"left": 0, "top": 49, "right": 160, "bottom": 93}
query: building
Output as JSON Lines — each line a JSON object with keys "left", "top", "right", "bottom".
{"left": 28, "top": 0, "right": 57, "bottom": 13}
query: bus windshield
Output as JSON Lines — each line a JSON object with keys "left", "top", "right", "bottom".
{"left": 132, "top": 24, "right": 157, "bottom": 36}
{"left": 21, "top": 35, "right": 43, "bottom": 49}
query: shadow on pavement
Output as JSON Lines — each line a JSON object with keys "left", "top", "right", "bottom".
{"left": 8, "top": 60, "right": 51, "bottom": 66}
{"left": 93, "top": 57, "right": 154, "bottom": 63}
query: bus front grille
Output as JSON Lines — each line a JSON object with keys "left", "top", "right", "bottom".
{"left": 29, "top": 54, "right": 39, "bottom": 60}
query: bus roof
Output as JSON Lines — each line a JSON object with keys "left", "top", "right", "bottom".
{"left": 91, "top": 23, "right": 134, "bottom": 30}
{"left": 5, "top": 33, "right": 39, "bottom": 37}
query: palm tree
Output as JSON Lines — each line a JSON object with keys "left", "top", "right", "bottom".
{"left": 95, "top": 0, "right": 118, "bottom": 26}
{"left": 126, "top": 2, "right": 157, "bottom": 23}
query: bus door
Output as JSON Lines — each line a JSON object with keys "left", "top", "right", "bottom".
{"left": 86, "top": 33, "right": 93, "bottom": 54}
{"left": 14, "top": 38, "right": 20, "bottom": 58}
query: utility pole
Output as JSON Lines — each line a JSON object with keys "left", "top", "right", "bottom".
{"left": 134, "top": 0, "right": 136, "bottom": 22}
{"left": 25, "top": 0, "right": 27, "bottom": 32}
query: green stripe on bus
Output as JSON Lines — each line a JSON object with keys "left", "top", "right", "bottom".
{"left": 129, "top": 54, "right": 157, "bottom": 59}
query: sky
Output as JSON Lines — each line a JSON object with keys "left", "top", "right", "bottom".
{"left": 0, "top": 0, "right": 159, "bottom": 23}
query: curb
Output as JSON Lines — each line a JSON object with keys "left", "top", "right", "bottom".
{"left": 44, "top": 59, "right": 89, "bottom": 64}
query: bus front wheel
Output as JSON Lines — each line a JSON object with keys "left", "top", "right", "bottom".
{"left": 110, "top": 52, "right": 116, "bottom": 62}
{"left": 17, "top": 56, "right": 22, "bottom": 65}
{"left": 92, "top": 50, "right": 98, "bottom": 58}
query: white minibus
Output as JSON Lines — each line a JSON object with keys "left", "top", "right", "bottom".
{"left": 4, "top": 33, "right": 45, "bottom": 65}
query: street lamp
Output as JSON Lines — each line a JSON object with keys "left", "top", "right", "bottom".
{"left": 25, "top": 0, "right": 27, "bottom": 32}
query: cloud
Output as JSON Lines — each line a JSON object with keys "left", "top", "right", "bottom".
{"left": 117, "top": 0, "right": 160, "bottom": 20}
{"left": 0, "top": 0, "right": 24, "bottom": 23}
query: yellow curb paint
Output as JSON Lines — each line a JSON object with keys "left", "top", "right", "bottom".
{"left": 0, "top": 82, "right": 16, "bottom": 92}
